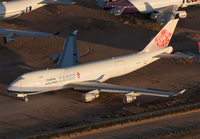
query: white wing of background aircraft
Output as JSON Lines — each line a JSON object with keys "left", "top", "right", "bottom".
{"left": 0, "top": 28, "right": 60, "bottom": 44}
{"left": 0, "top": 0, "right": 75, "bottom": 20}
{"left": 7, "top": 19, "right": 189, "bottom": 103}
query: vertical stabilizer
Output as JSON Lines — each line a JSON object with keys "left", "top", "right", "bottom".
{"left": 57, "top": 30, "right": 80, "bottom": 68}
{"left": 142, "top": 19, "right": 179, "bottom": 53}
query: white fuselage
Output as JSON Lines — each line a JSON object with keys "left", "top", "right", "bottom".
{"left": 0, "top": 0, "right": 45, "bottom": 20}
{"left": 130, "top": 0, "right": 200, "bottom": 13}
{"left": 8, "top": 46, "right": 173, "bottom": 94}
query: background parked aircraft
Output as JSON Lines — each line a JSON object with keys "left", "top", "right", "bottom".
{"left": 7, "top": 19, "right": 188, "bottom": 103}
{"left": 0, "top": 0, "right": 73, "bottom": 43}
{"left": 0, "top": 0, "right": 74, "bottom": 20}
{"left": 97, "top": 0, "right": 200, "bottom": 25}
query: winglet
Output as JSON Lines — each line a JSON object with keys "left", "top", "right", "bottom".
{"left": 176, "top": 89, "right": 186, "bottom": 96}
{"left": 71, "top": 30, "right": 78, "bottom": 36}
{"left": 53, "top": 31, "right": 61, "bottom": 36}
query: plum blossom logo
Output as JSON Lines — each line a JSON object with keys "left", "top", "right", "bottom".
{"left": 155, "top": 29, "right": 171, "bottom": 47}
{"left": 77, "top": 72, "right": 80, "bottom": 79}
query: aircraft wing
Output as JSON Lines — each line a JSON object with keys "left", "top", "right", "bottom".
{"left": 67, "top": 81, "right": 185, "bottom": 97}
{"left": 56, "top": 30, "right": 80, "bottom": 68}
{"left": 0, "top": 28, "right": 53, "bottom": 37}
{"left": 156, "top": 5, "right": 179, "bottom": 25}
{"left": 0, "top": 28, "right": 60, "bottom": 44}
{"left": 39, "top": 0, "right": 75, "bottom": 4}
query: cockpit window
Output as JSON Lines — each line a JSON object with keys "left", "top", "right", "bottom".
{"left": 19, "top": 76, "right": 25, "bottom": 80}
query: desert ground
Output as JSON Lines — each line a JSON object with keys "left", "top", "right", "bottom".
{"left": 69, "top": 109, "right": 200, "bottom": 139}
{"left": 0, "top": 1, "right": 200, "bottom": 138}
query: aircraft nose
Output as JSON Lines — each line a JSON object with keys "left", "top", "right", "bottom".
{"left": 6, "top": 85, "right": 11, "bottom": 91}
{"left": 7, "top": 84, "right": 15, "bottom": 92}
{"left": 7, "top": 84, "right": 14, "bottom": 92}
{"left": 7, "top": 82, "right": 21, "bottom": 92}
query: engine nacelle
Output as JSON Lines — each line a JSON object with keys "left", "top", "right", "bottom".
{"left": 82, "top": 89, "right": 101, "bottom": 102}
{"left": 150, "top": 12, "right": 159, "bottom": 20}
{"left": 122, "top": 94, "right": 137, "bottom": 104}
{"left": 176, "top": 11, "right": 187, "bottom": 18}
{"left": 50, "top": 53, "right": 61, "bottom": 63}
{"left": 3, "top": 33, "right": 16, "bottom": 44}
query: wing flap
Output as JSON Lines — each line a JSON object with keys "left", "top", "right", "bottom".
{"left": 68, "top": 81, "right": 185, "bottom": 97}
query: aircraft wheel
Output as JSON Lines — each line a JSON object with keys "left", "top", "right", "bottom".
{"left": 24, "top": 97, "right": 28, "bottom": 102}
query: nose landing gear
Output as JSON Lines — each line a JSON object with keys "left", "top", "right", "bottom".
{"left": 17, "top": 94, "right": 28, "bottom": 102}
{"left": 24, "top": 96, "right": 28, "bottom": 102}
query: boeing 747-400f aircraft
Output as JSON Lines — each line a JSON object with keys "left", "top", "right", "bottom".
{"left": 97, "top": 0, "right": 200, "bottom": 25}
{"left": 0, "top": 0, "right": 74, "bottom": 20}
{"left": 7, "top": 19, "right": 189, "bottom": 103}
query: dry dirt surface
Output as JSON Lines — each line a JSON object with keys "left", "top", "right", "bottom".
{"left": 68, "top": 109, "right": 200, "bottom": 139}
{"left": 0, "top": 1, "right": 200, "bottom": 138}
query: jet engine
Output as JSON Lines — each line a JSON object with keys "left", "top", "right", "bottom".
{"left": 176, "top": 11, "right": 187, "bottom": 18}
{"left": 50, "top": 53, "right": 61, "bottom": 63}
{"left": 82, "top": 89, "right": 101, "bottom": 102}
{"left": 3, "top": 33, "right": 16, "bottom": 44}
{"left": 122, "top": 93, "right": 137, "bottom": 104}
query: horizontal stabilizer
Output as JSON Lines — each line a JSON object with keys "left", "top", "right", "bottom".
{"left": 154, "top": 52, "right": 192, "bottom": 58}
{"left": 187, "top": 52, "right": 200, "bottom": 61}
{"left": 39, "top": 0, "right": 75, "bottom": 4}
